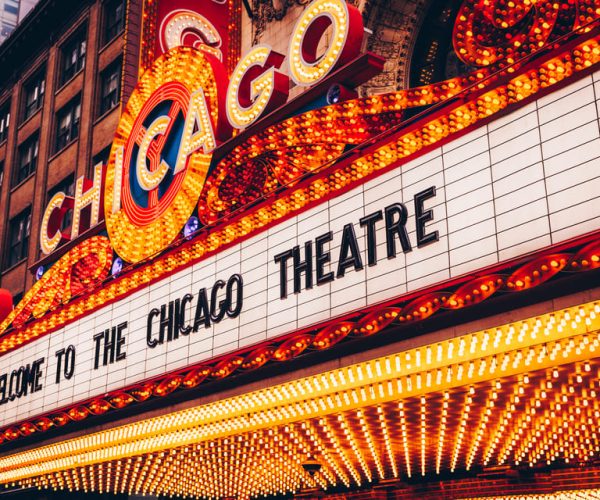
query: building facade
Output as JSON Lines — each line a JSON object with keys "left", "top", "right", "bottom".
{"left": 0, "top": 0, "right": 599, "bottom": 499}
{"left": 0, "top": 0, "right": 139, "bottom": 303}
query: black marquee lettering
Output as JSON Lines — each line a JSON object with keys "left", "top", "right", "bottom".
{"left": 226, "top": 274, "right": 244, "bottom": 318}
{"left": 293, "top": 242, "right": 313, "bottom": 294}
{"left": 179, "top": 293, "right": 194, "bottom": 335}
{"left": 160, "top": 302, "right": 174, "bottom": 343}
{"left": 146, "top": 308, "right": 160, "bottom": 348}
{"left": 93, "top": 331, "right": 103, "bottom": 367}
{"left": 63, "top": 347, "right": 75, "bottom": 381}
{"left": 115, "top": 322, "right": 127, "bottom": 361}
{"left": 193, "top": 288, "right": 212, "bottom": 331}
{"left": 359, "top": 210, "right": 383, "bottom": 266}
{"left": 0, "top": 374, "right": 7, "bottom": 405}
{"left": 0, "top": 359, "right": 44, "bottom": 404}
{"left": 210, "top": 280, "right": 227, "bottom": 322}
{"left": 414, "top": 186, "right": 439, "bottom": 247}
{"left": 336, "top": 223, "right": 364, "bottom": 278}
{"left": 384, "top": 203, "right": 412, "bottom": 258}
{"left": 274, "top": 249, "right": 293, "bottom": 299}
{"left": 172, "top": 299, "right": 182, "bottom": 341}
{"left": 9, "top": 369, "right": 19, "bottom": 401}
{"left": 29, "top": 358, "right": 45, "bottom": 393}
{"left": 315, "top": 232, "right": 334, "bottom": 285}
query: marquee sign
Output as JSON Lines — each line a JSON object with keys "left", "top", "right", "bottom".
{"left": 40, "top": 0, "right": 364, "bottom": 263}
{"left": 1, "top": 0, "right": 600, "bottom": 443}
{"left": 140, "top": 0, "right": 241, "bottom": 74}
{"left": 105, "top": 48, "right": 229, "bottom": 263}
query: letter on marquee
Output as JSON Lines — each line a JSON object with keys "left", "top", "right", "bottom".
{"left": 174, "top": 89, "right": 217, "bottom": 174}
{"left": 71, "top": 162, "right": 104, "bottom": 239}
{"left": 136, "top": 116, "right": 172, "bottom": 191}
{"left": 40, "top": 192, "right": 73, "bottom": 255}
{"left": 226, "top": 45, "right": 289, "bottom": 129}
{"left": 288, "top": 0, "right": 363, "bottom": 86}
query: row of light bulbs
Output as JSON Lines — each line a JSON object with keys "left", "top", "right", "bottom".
{"left": 0, "top": 300, "right": 598, "bottom": 498}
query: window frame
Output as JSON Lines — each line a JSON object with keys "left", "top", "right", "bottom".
{"left": 54, "top": 95, "right": 82, "bottom": 153}
{"left": 0, "top": 102, "right": 10, "bottom": 143}
{"left": 13, "top": 133, "right": 39, "bottom": 187}
{"left": 4, "top": 206, "right": 32, "bottom": 270}
{"left": 103, "top": 0, "right": 126, "bottom": 45}
{"left": 22, "top": 67, "right": 46, "bottom": 122}
{"left": 59, "top": 29, "right": 87, "bottom": 86}
{"left": 99, "top": 58, "right": 122, "bottom": 116}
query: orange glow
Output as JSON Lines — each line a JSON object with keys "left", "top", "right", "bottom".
{"left": 506, "top": 254, "right": 571, "bottom": 292}
{"left": 354, "top": 309, "right": 400, "bottom": 337}
{"left": 0, "top": 4, "right": 598, "bottom": 359}
{"left": 273, "top": 333, "right": 314, "bottom": 361}
{"left": 1, "top": 300, "right": 599, "bottom": 498}
{"left": 313, "top": 321, "right": 355, "bottom": 348}
{"left": 0, "top": 238, "right": 598, "bottom": 446}
{"left": 447, "top": 276, "right": 505, "bottom": 309}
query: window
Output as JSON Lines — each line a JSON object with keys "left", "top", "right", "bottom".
{"left": 60, "top": 30, "right": 87, "bottom": 85}
{"left": 48, "top": 174, "right": 75, "bottom": 234}
{"left": 91, "top": 145, "right": 111, "bottom": 178}
{"left": 23, "top": 68, "right": 45, "bottom": 121}
{"left": 55, "top": 96, "right": 81, "bottom": 152}
{"left": 99, "top": 59, "right": 121, "bottom": 115}
{"left": 103, "top": 0, "right": 125, "bottom": 44}
{"left": 13, "top": 134, "right": 38, "bottom": 186}
{"left": 0, "top": 103, "right": 9, "bottom": 143}
{"left": 0, "top": 161, "right": 4, "bottom": 189}
{"left": 4, "top": 207, "right": 31, "bottom": 269}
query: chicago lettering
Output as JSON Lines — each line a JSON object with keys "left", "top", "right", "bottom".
{"left": 274, "top": 187, "right": 439, "bottom": 299}
{"left": 147, "top": 273, "right": 243, "bottom": 348}
{"left": 40, "top": 0, "right": 363, "bottom": 260}
{"left": 0, "top": 358, "right": 45, "bottom": 405}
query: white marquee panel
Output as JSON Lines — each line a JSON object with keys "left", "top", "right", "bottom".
{"left": 1, "top": 71, "right": 600, "bottom": 427}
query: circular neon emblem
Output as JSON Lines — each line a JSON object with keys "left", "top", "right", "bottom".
{"left": 104, "top": 46, "right": 228, "bottom": 263}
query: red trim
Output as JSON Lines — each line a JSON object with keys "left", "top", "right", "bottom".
{"left": 1, "top": 232, "right": 598, "bottom": 447}
{"left": 2, "top": 24, "right": 600, "bottom": 359}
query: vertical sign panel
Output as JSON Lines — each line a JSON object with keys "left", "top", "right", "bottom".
{"left": 141, "top": 0, "right": 241, "bottom": 74}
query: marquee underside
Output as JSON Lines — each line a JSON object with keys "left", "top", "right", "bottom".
{"left": 1, "top": 296, "right": 599, "bottom": 499}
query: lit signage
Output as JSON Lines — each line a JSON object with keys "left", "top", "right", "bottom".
{"left": 2, "top": 176, "right": 441, "bottom": 428}
{"left": 274, "top": 188, "right": 438, "bottom": 298}
{"left": 1, "top": 0, "right": 600, "bottom": 444}
{"left": 40, "top": 0, "right": 364, "bottom": 263}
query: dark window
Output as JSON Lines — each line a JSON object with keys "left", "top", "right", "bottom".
{"left": 91, "top": 145, "right": 111, "bottom": 178}
{"left": 0, "top": 103, "right": 10, "bottom": 143}
{"left": 5, "top": 207, "right": 31, "bottom": 269}
{"left": 92, "top": 146, "right": 110, "bottom": 166}
{"left": 55, "top": 96, "right": 81, "bottom": 152}
{"left": 0, "top": 160, "right": 4, "bottom": 189}
{"left": 12, "top": 291, "right": 22, "bottom": 306}
{"left": 104, "top": 0, "right": 125, "bottom": 44}
{"left": 60, "top": 30, "right": 87, "bottom": 85}
{"left": 23, "top": 68, "right": 45, "bottom": 121}
{"left": 99, "top": 59, "right": 121, "bottom": 115}
{"left": 13, "top": 134, "right": 39, "bottom": 186}
{"left": 48, "top": 174, "right": 75, "bottom": 234}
